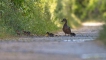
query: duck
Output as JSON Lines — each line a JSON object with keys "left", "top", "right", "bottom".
{"left": 61, "top": 18, "right": 72, "bottom": 36}
{"left": 23, "top": 31, "right": 30, "bottom": 36}
{"left": 46, "top": 32, "right": 54, "bottom": 37}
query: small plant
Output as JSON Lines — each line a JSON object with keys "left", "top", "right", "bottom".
{"left": 98, "top": 24, "right": 106, "bottom": 45}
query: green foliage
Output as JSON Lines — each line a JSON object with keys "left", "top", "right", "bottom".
{"left": 98, "top": 24, "right": 106, "bottom": 45}
{"left": 0, "top": 0, "right": 59, "bottom": 37}
{"left": 0, "top": 0, "right": 106, "bottom": 38}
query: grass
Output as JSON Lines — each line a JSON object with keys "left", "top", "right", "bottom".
{"left": 98, "top": 24, "right": 106, "bottom": 45}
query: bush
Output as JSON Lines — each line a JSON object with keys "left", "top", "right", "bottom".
{"left": 98, "top": 24, "right": 106, "bottom": 45}
{"left": 0, "top": 0, "right": 60, "bottom": 38}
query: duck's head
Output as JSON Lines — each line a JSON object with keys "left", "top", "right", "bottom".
{"left": 61, "top": 18, "right": 67, "bottom": 22}
{"left": 45, "top": 32, "right": 49, "bottom": 36}
{"left": 46, "top": 32, "right": 50, "bottom": 34}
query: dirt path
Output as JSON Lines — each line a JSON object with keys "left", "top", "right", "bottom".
{"left": 0, "top": 22, "right": 106, "bottom": 60}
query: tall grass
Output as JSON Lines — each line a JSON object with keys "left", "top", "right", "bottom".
{"left": 98, "top": 24, "right": 106, "bottom": 45}
{"left": 0, "top": 0, "right": 60, "bottom": 38}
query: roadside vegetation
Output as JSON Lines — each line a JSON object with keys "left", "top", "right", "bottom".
{"left": 98, "top": 23, "right": 106, "bottom": 45}
{"left": 0, "top": 0, "right": 106, "bottom": 43}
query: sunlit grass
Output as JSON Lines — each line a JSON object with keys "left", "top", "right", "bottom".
{"left": 71, "top": 13, "right": 81, "bottom": 24}
{"left": 68, "top": 13, "right": 82, "bottom": 28}
{"left": 103, "top": 12, "right": 106, "bottom": 18}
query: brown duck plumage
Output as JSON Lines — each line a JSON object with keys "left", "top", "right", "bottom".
{"left": 16, "top": 30, "right": 21, "bottom": 35}
{"left": 61, "top": 18, "right": 71, "bottom": 35}
{"left": 23, "top": 31, "right": 30, "bottom": 36}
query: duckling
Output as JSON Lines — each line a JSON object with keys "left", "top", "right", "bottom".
{"left": 23, "top": 31, "right": 30, "bottom": 36}
{"left": 70, "top": 32, "right": 76, "bottom": 37}
{"left": 16, "top": 30, "right": 21, "bottom": 35}
{"left": 46, "top": 32, "right": 54, "bottom": 37}
{"left": 61, "top": 18, "right": 71, "bottom": 36}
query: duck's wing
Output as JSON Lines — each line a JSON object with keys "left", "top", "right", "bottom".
{"left": 66, "top": 26, "right": 71, "bottom": 29}
{"left": 63, "top": 26, "right": 71, "bottom": 34}
{"left": 67, "top": 26, "right": 71, "bottom": 32}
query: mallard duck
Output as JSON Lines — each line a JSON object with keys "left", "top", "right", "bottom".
{"left": 23, "top": 31, "right": 30, "bottom": 36}
{"left": 46, "top": 32, "right": 54, "bottom": 37}
{"left": 61, "top": 18, "right": 71, "bottom": 36}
